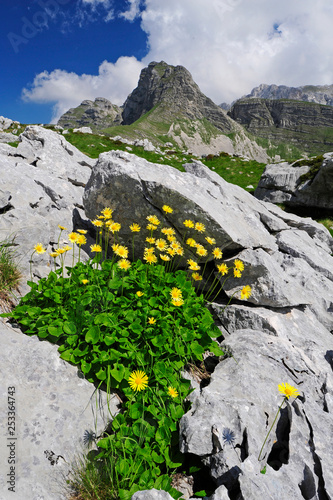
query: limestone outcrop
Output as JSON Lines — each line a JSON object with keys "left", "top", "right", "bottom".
{"left": 255, "top": 153, "right": 333, "bottom": 210}
{"left": 58, "top": 97, "right": 122, "bottom": 131}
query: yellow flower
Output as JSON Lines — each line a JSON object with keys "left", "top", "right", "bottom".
{"left": 187, "top": 259, "right": 200, "bottom": 271}
{"left": 167, "top": 387, "right": 178, "bottom": 398}
{"left": 278, "top": 383, "right": 300, "bottom": 400}
{"left": 167, "top": 248, "right": 176, "bottom": 256}
{"left": 136, "top": 291, "right": 144, "bottom": 297}
{"left": 196, "top": 246, "right": 208, "bottom": 257}
{"left": 234, "top": 269, "right": 242, "bottom": 278}
{"left": 162, "top": 205, "right": 173, "bottom": 213}
{"left": 34, "top": 243, "right": 46, "bottom": 254}
{"left": 148, "top": 317, "right": 156, "bottom": 325}
{"left": 68, "top": 232, "right": 79, "bottom": 243}
{"left": 49, "top": 252, "right": 58, "bottom": 258}
{"left": 175, "top": 247, "right": 184, "bottom": 256}
{"left": 146, "top": 215, "right": 160, "bottom": 226}
{"left": 90, "top": 244, "right": 102, "bottom": 253}
{"left": 170, "top": 241, "right": 180, "bottom": 250}
{"left": 155, "top": 238, "right": 168, "bottom": 251}
{"left": 77, "top": 229, "right": 87, "bottom": 234}
{"left": 114, "top": 246, "right": 128, "bottom": 258}
{"left": 195, "top": 222, "right": 205, "bottom": 233}
{"left": 192, "top": 272, "right": 203, "bottom": 281}
{"left": 81, "top": 279, "right": 89, "bottom": 285}
{"left": 217, "top": 263, "right": 228, "bottom": 275}
{"left": 112, "top": 243, "right": 119, "bottom": 252}
{"left": 107, "top": 222, "right": 121, "bottom": 233}
{"left": 144, "top": 253, "right": 157, "bottom": 264}
{"left": 92, "top": 219, "right": 103, "bottom": 227}
{"left": 146, "top": 237, "right": 156, "bottom": 244}
{"left": 117, "top": 259, "right": 131, "bottom": 270}
{"left": 76, "top": 234, "right": 87, "bottom": 246}
{"left": 144, "top": 247, "right": 155, "bottom": 255}
{"left": 128, "top": 370, "right": 148, "bottom": 392}
{"left": 234, "top": 259, "right": 244, "bottom": 272}
{"left": 167, "top": 234, "right": 176, "bottom": 242}
{"left": 160, "top": 254, "right": 170, "bottom": 261}
{"left": 240, "top": 285, "right": 252, "bottom": 300}
{"left": 56, "top": 247, "right": 66, "bottom": 255}
{"left": 186, "top": 238, "right": 197, "bottom": 247}
{"left": 64, "top": 245, "right": 72, "bottom": 252}
{"left": 170, "top": 287, "right": 182, "bottom": 299}
{"left": 183, "top": 219, "right": 194, "bottom": 228}
{"left": 130, "top": 223, "right": 141, "bottom": 232}
{"left": 161, "top": 227, "right": 175, "bottom": 236}
{"left": 147, "top": 224, "right": 158, "bottom": 231}
{"left": 101, "top": 207, "right": 113, "bottom": 219}
{"left": 58, "top": 225, "right": 67, "bottom": 231}
{"left": 213, "top": 248, "right": 223, "bottom": 259}
{"left": 171, "top": 298, "right": 184, "bottom": 307}
{"left": 205, "top": 237, "right": 216, "bottom": 245}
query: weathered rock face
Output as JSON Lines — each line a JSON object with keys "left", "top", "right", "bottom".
{"left": 58, "top": 97, "right": 122, "bottom": 131}
{"left": 228, "top": 98, "right": 333, "bottom": 156}
{"left": 122, "top": 61, "right": 235, "bottom": 134}
{"left": 0, "top": 125, "right": 95, "bottom": 291}
{"left": 82, "top": 151, "right": 333, "bottom": 500}
{"left": 246, "top": 82, "right": 333, "bottom": 106}
{"left": 255, "top": 153, "right": 333, "bottom": 210}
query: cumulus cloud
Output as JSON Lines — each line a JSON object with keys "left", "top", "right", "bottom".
{"left": 22, "top": 0, "right": 333, "bottom": 121}
{"left": 22, "top": 57, "right": 144, "bottom": 122}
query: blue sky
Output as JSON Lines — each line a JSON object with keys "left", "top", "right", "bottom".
{"left": 1, "top": 0, "right": 333, "bottom": 125}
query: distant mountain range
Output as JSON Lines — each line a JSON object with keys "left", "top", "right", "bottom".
{"left": 58, "top": 63, "right": 333, "bottom": 160}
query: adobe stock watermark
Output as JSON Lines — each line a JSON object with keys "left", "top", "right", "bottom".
{"left": 7, "top": 0, "right": 71, "bottom": 54}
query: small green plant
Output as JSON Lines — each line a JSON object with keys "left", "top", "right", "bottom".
{"left": 2, "top": 205, "right": 251, "bottom": 499}
{"left": 0, "top": 237, "right": 21, "bottom": 309}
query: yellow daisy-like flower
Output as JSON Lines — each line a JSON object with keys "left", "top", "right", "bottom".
{"left": 186, "top": 238, "right": 197, "bottom": 247}
{"left": 146, "top": 237, "right": 156, "bottom": 244}
{"left": 144, "top": 247, "right": 155, "bottom": 255}
{"left": 112, "top": 243, "right": 119, "bottom": 252}
{"left": 162, "top": 205, "right": 173, "bottom": 213}
{"left": 170, "top": 287, "right": 182, "bottom": 299}
{"left": 187, "top": 259, "right": 200, "bottom": 271}
{"left": 58, "top": 225, "right": 67, "bottom": 231}
{"left": 234, "top": 259, "right": 244, "bottom": 272}
{"left": 195, "top": 222, "right": 205, "bottom": 233}
{"left": 56, "top": 247, "right": 66, "bottom": 255}
{"left": 172, "top": 298, "right": 184, "bottom": 307}
{"left": 161, "top": 227, "right": 175, "bottom": 236}
{"left": 77, "top": 229, "right": 87, "bottom": 234}
{"left": 76, "top": 234, "right": 87, "bottom": 246}
{"left": 278, "top": 383, "right": 300, "bottom": 400}
{"left": 136, "top": 291, "right": 144, "bottom": 297}
{"left": 192, "top": 272, "right": 203, "bottom": 281}
{"left": 213, "top": 248, "right": 223, "bottom": 259}
{"left": 107, "top": 222, "right": 121, "bottom": 233}
{"left": 170, "top": 241, "right": 180, "bottom": 250}
{"left": 101, "top": 207, "right": 113, "bottom": 219}
{"left": 64, "top": 245, "right": 72, "bottom": 252}
{"left": 147, "top": 215, "right": 160, "bottom": 226}
{"left": 240, "top": 285, "right": 252, "bottom": 300}
{"left": 128, "top": 370, "right": 149, "bottom": 392}
{"left": 117, "top": 259, "right": 131, "bottom": 270}
{"left": 196, "top": 246, "right": 208, "bottom": 257}
{"left": 148, "top": 317, "right": 156, "bottom": 325}
{"left": 160, "top": 254, "right": 171, "bottom": 261}
{"left": 183, "top": 219, "right": 194, "bottom": 228}
{"left": 90, "top": 244, "right": 102, "bottom": 253}
{"left": 205, "top": 237, "right": 216, "bottom": 245}
{"left": 34, "top": 243, "right": 46, "bottom": 254}
{"left": 167, "top": 235, "right": 176, "bottom": 242}
{"left": 81, "top": 279, "right": 89, "bottom": 285}
{"left": 217, "top": 263, "right": 228, "bottom": 275}
{"left": 167, "top": 248, "right": 176, "bottom": 257}
{"left": 130, "top": 223, "right": 141, "bottom": 232}
{"left": 144, "top": 253, "right": 157, "bottom": 264}
{"left": 68, "top": 232, "right": 79, "bottom": 243}
{"left": 167, "top": 387, "right": 178, "bottom": 398}
{"left": 115, "top": 246, "right": 128, "bottom": 259}
{"left": 176, "top": 247, "right": 184, "bottom": 256}
{"left": 92, "top": 219, "right": 103, "bottom": 227}
{"left": 234, "top": 269, "right": 242, "bottom": 278}
{"left": 155, "top": 238, "right": 168, "bottom": 251}
{"left": 49, "top": 252, "right": 58, "bottom": 258}
{"left": 147, "top": 224, "right": 158, "bottom": 231}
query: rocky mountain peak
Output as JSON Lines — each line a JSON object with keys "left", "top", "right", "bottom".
{"left": 122, "top": 61, "right": 234, "bottom": 133}
{"left": 246, "top": 83, "right": 333, "bottom": 106}
{"left": 58, "top": 97, "right": 122, "bottom": 130}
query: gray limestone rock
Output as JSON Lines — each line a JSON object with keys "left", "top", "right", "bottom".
{"left": 131, "top": 489, "right": 174, "bottom": 500}
{"left": 0, "top": 131, "right": 18, "bottom": 143}
{"left": 0, "top": 321, "right": 117, "bottom": 500}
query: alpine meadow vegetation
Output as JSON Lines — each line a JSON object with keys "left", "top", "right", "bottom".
{"left": 2, "top": 204, "right": 252, "bottom": 499}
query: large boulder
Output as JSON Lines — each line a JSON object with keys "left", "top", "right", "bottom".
{"left": 255, "top": 153, "right": 333, "bottom": 210}
{"left": 82, "top": 150, "right": 333, "bottom": 499}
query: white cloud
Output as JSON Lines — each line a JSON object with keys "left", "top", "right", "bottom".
{"left": 22, "top": 57, "right": 144, "bottom": 122}
{"left": 22, "top": 0, "right": 333, "bottom": 122}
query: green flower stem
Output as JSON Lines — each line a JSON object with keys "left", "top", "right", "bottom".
{"left": 258, "top": 396, "right": 287, "bottom": 461}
